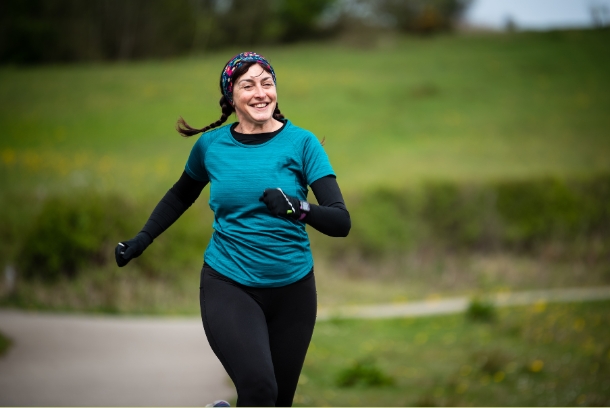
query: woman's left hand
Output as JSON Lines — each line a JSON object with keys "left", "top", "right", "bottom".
{"left": 259, "top": 188, "right": 301, "bottom": 219}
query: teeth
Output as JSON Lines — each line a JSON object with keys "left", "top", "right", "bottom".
{"left": 254, "top": 103, "right": 267, "bottom": 108}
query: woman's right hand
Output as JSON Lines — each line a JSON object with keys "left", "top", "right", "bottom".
{"left": 115, "top": 232, "right": 152, "bottom": 267}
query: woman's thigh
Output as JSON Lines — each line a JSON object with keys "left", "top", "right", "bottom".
{"left": 200, "top": 266, "right": 277, "bottom": 406}
{"left": 266, "top": 272, "right": 317, "bottom": 406}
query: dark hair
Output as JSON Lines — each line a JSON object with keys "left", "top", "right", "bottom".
{"left": 176, "top": 62, "right": 285, "bottom": 137}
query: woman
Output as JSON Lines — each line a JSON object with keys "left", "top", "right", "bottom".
{"left": 115, "top": 52, "right": 351, "bottom": 407}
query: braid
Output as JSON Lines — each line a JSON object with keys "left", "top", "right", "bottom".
{"left": 202, "top": 96, "right": 234, "bottom": 132}
{"left": 273, "top": 103, "right": 285, "bottom": 121}
{"left": 176, "top": 96, "right": 235, "bottom": 137}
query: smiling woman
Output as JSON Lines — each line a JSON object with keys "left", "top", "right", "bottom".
{"left": 175, "top": 52, "right": 286, "bottom": 137}
{"left": 114, "top": 51, "right": 351, "bottom": 407}
{"left": 232, "top": 64, "right": 282, "bottom": 133}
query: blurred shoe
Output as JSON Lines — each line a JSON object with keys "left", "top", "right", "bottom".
{"left": 205, "top": 400, "right": 230, "bottom": 407}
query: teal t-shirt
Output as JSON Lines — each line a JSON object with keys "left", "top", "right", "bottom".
{"left": 185, "top": 120, "right": 334, "bottom": 287}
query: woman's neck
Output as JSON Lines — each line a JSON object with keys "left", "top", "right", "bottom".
{"left": 234, "top": 118, "right": 283, "bottom": 134}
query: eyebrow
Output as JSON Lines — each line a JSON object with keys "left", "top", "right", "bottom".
{"left": 237, "top": 75, "right": 273, "bottom": 85}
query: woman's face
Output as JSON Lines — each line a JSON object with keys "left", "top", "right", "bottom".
{"left": 232, "top": 63, "right": 277, "bottom": 128}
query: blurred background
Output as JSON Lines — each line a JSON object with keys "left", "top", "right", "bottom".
{"left": 1, "top": 0, "right": 609, "bottom": 406}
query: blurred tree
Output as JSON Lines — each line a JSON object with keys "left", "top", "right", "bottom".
{"left": 278, "top": 0, "right": 337, "bottom": 42}
{"left": 0, "top": 0, "right": 468, "bottom": 64}
{"left": 195, "top": 0, "right": 336, "bottom": 49}
{"left": 590, "top": 4, "right": 610, "bottom": 27}
{"left": 312, "top": 0, "right": 473, "bottom": 44}
{"left": 504, "top": 14, "right": 517, "bottom": 33}
{"left": 208, "top": 0, "right": 281, "bottom": 48}
{"left": 0, "top": 0, "right": 336, "bottom": 63}
{"left": 0, "top": 0, "right": 196, "bottom": 63}
{"left": 373, "top": 0, "right": 472, "bottom": 34}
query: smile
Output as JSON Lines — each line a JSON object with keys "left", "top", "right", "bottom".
{"left": 252, "top": 103, "right": 269, "bottom": 109}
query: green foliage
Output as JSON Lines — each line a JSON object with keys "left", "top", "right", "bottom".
{"left": 494, "top": 175, "right": 610, "bottom": 249}
{"left": 0, "top": 330, "right": 12, "bottom": 357}
{"left": 0, "top": 0, "right": 197, "bottom": 63}
{"left": 197, "top": 0, "right": 337, "bottom": 50}
{"left": 335, "top": 357, "right": 395, "bottom": 387}
{"left": 13, "top": 190, "right": 213, "bottom": 283}
{"left": 339, "top": 187, "right": 419, "bottom": 258}
{"left": 496, "top": 177, "right": 592, "bottom": 247}
{"left": 278, "top": 0, "right": 336, "bottom": 42}
{"left": 466, "top": 297, "right": 497, "bottom": 322}
{"left": 374, "top": 0, "right": 472, "bottom": 33}
{"left": 0, "top": 0, "right": 337, "bottom": 63}
{"left": 472, "top": 349, "right": 511, "bottom": 375}
{"left": 321, "top": 173, "right": 610, "bottom": 259}
{"left": 420, "top": 181, "right": 498, "bottom": 250}
{"left": 16, "top": 192, "right": 139, "bottom": 282}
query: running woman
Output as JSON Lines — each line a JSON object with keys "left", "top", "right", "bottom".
{"left": 115, "top": 52, "right": 351, "bottom": 407}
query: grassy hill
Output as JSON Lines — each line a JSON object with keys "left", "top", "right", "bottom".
{"left": 1, "top": 29, "right": 609, "bottom": 197}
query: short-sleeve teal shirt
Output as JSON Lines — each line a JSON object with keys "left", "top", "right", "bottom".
{"left": 185, "top": 120, "right": 335, "bottom": 287}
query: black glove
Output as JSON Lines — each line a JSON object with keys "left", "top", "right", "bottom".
{"left": 115, "top": 232, "right": 153, "bottom": 267}
{"left": 259, "top": 188, "right": 301, "bottom": 219}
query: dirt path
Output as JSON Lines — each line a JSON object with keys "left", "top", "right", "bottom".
{"left": 1, "top": 286, "right": 609, "bottom": 406}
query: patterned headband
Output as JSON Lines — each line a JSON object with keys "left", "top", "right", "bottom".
{"left": 220, "top": 52, "right": 276, "bottom": 105}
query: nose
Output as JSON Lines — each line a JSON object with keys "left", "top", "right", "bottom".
{"left": 254, "top": 83, "right": 266, "bottom": 98}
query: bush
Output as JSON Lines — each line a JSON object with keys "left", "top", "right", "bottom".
{"left": 0, "top": 331, "right": 12, "bottom": 357}
{"left": 14, "top": 190, "right": 215, "bottom": 283}
{"left": 336, "top": 358, "right": 395, "bottom": 387}
{"left": 420, "top": 181, "right": 499, "bottom": 250}
{"left": 472, "top": 349, "right": 512, "bottom": 374}
{"left": 310, "top": 172, "right": 610, "bottom": 260}
{"left": 465, "top": 297, "right": 497, "bottom": 322}
{"left": 346, "top": 187, "right": 419, "bottom": 257}
{"left": 16, "top": 192, "right": 139, "bottom": 282}
{"left": 496, "top": 177, "right": 590, "bottom": 247}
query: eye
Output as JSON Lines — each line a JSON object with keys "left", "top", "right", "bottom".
{"left": 242, "top": 85, "right": 253, "bottom": 90}
{"left": 262, "top": 82, "right": 273, "bottom": 88}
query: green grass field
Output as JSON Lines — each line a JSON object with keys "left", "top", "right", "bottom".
{"left": 1, "top": 29, "right": 609, "bottom": 198}
{"left": 295, "top": 300, "right": 610, "bottom": 406}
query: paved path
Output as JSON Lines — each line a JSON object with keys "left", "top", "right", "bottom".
{"left": 318, "top": 286, "right": 610, "bottom": 320}
{"left": 1, "top": 286, "right": 609, "bottom": 406}
{"left": 0, "top": 312, "right": 232, "bottom": 407}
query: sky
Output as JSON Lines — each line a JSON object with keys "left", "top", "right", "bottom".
{"left": 464, "top": 0, "right": 610, "bottom": 30}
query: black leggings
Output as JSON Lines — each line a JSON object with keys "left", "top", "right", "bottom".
{"left": 200, "top": 264, "right": 317, "bottom": 407}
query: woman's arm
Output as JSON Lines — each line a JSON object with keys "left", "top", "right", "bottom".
{"left": 115, "top": 171, "right": 207, "bottom": 267}
{"left": 305, "top": 175, "right": 351, "bottom": 237}
{"left": 140, "top": 171, "right": 208, "bottom": 238}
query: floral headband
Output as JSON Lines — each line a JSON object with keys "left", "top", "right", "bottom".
{"left": 220, "top": 52, "right": 276, "bottom": 105}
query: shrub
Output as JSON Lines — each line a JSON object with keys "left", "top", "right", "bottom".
{"left": 345, "top": 187, "right": 419, "bottom": 257}
{"left": 311, "top": 172, "right": 610, "bottom": 261}
{"left": 472, "top": 349, "right": 512, "bottom": 374}
{"left": 0, "top": 331, "right": 12, "bottom": 357}
{"left": 420, "top": 181, "right": 500, "bottom": 250}
{"left": 336, "top": 358, "right": 395, "bottom": 387}
{"left": 466, "top": 297, "right": 497, "bottom": 322}
{"left": 309, "top": 185, "right": 423, "bottom": 262}
{"left": 496, "top": 177, "right": 588, "bottom": 248}
{"left": 16, "top": 192, "right": 139, "bottom": 282}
